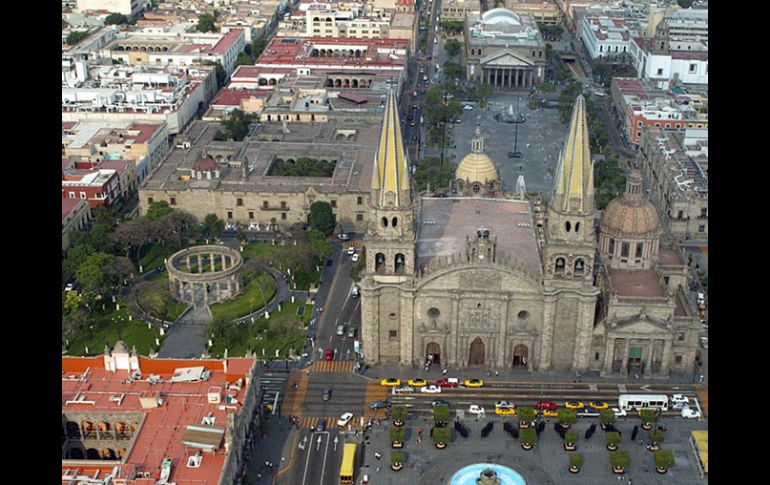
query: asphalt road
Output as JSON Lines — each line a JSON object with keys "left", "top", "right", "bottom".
{"left": 290, "top": 429, "right": 344, "bottom": 485}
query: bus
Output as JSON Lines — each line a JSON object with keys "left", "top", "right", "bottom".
{"left": 618, "top": 394, "right": 669, "bottom": 412}
{"left": 340, "top": 443, "right": 357, "bottom": 485}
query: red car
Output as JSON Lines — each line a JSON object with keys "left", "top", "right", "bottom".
{"left": 325, "top": 349, "right": 334, "bottom": 361}
{"left": 535, "top": 400, "right": 558, "bottom": 411}
{"left": 435, "top": 378, "right": 459, "bottom": 388}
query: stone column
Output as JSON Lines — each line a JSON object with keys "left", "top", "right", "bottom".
{"left": 400, "top": 292, "right": 415, "bottom": 366}
{"left": 169, "top": 277, "right": 175, "bottom": 295}
{"left": 216, "top": 282, "right": 222, "bottom": 303}
{"left": 210, "top": 253, "right": 215, "bottom": 272}
{"left": 538, "top": 296, "right": 557, "bottom": 371}
{"left": 451, "top": 292, "right": 461, "bottom": 366}
{"left": 235, "top": 279, "right": 240, "bottom": 295}
{"left": 660, "top": 338, "right": 672, "bottom": 376}
{"left": 227, "top": 280, "right": 233, "bottom": 297}
{"left": 203, "top": 282, "right": 208, "bottom": 304}
{"left": 602, "top": 338, "right": 614, "bottom": 375}
{"left": 186, "top": 256, "right": 191, "bottom": 270}
{"left": 497, "top": 296, "right": 509, "bottom": 368}
{"left": 644, "top": 340, "right": 654, "bottom": 376}
{"left": 621, "top": 339, "right": 630, "bottom": 377}
{"left": 529, "top": 69, "right": 534, "bottom": 87}
{"left": 197, "top": 254, "right": 202, "bottom": 273}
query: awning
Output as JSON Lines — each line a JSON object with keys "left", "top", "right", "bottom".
{"left": 181, "top": 425, "right": 225, "bottom": 451}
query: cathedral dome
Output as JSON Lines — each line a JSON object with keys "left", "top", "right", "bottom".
{"left": 455, "top": 126, "right": 499, "bottom": 184}
{"left": 601, "top": 170, "right": 661, "bottom": 237}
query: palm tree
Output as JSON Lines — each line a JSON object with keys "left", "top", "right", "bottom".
{"left": 606, "top": 431, "right": 620, "bottom": 451}
{"left": 569, "top": 453, "right": 584, "bottom": 473}
{"left": 654, "top": 449, "right": 675, "bottom": 474}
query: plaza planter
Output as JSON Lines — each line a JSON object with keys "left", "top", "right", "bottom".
{"left": 521, "top": 443, "right": 533, "bottom": 450}
{"left": 520, "top": 421, "right": 529, "bottom": 429}
{"left": 613, "top": 467, "right": 625, "bottom": 475}
{"left": 642, "top": 422, "right": 653, "bottom": 431}
{"left": 435, "top": 442, "right": 447, "bottom": 449}
{"left": 391, "top": 463, "right": 403, "bottom": 471}
{"left": 391, "top": 441, "right": 403, "bottom": 449}
{"left": 607, "top": 444, "right": 617, "bottom": 451}
{"left": 648, "top": 444, "right": 660, "bottom": 452}
{"left": 559, "top": 423, "right": 571, "bottom": 430}
{"left": 656, "top": 467, "right": 668, "bottom": 474}
{"left": 564, "top": 443, "right": 577, "bottom": 451}
{"left": 393, "top": 420, "right": 404, "bottom": 427}
{"left": 569, "top": 466, "right": 580, "bottom": 474}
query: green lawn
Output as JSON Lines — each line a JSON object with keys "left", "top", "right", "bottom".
{"left": 241, "top": 242, "right": 322, "bottom": 291}
{"left": 138, "top": 243, "right": 180, "bottom": 272}
{"left": 136, "top": 273, "right": 188, "bottom": 322}
{"left": 209, "top": 300, "right": 309, "bottom": 358}
{"left": 209, "top": 272, "right": 277, "bottom": 321}
{"left": 65, "top": 305, "right": 163, "bottom": 356}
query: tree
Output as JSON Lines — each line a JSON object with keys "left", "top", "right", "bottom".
{"left": 234, "top": 51, "right": 253, "bottom": 68}
{"left": 520, "top": 427, "right": 538, "bottom": 446}
{"left": 564, "top": 431, "right": 578, "bottom": 447}
{"left": 654, "top": 449, "right": 675, "bottom": 472}
{"left": 162, "top": 210, "right": 198, "bottom": 246}
{"left": 308, "top": 201, "right": 335, "bottom": 236}
{"left": 439, "top": 20, "right": 464, "bottom": 34}
{"left": 569, "top": 453, "right": 584, "bottom": 471}
{"left": 648, "top": 429, "right": 665, "bottom": 447}
{"left": 203, "top": 214, "right": 225, "bottom": 240}
{"left": 639, "top": 409, "right": 658, "bottom": 428}
{"left": 251, "top": 36, "right": 268, "bottom": 59}
{"left": 105, "top": 256, "right": 134, "bottom": 289}
{"left": 557, "top": 408, "right": 577, "bottom": 428}
{"left": 104, "top": 13, "right": 130, "bottom": 25}
{"left": 432, "top": 427, "right": 452, "bottom": 447}
{"left": 389, "top": 426, "right": 406, "bottom": 445}
{"left": 433, "top": 406, "right": 450, "bottom": 425}
{"left": 76, "top": 252, "right": 114, "bottom": 295}
{"left": 517, "top": 407, "right": 537, "bottom": 426}
{"left": 391, "top": 405, "right": 408, "bottom": 426}
{"left": 307, "top": 229, "right": 332, "bottom": 259}
{"left": 66, "top": 31, "right": 90, "bottom": 45}
{"left": 207, "top": 315, "right": 238, "bottom": 348}
{"left": 444, "top": 38, "right": 461, "bottom": 57}
{"left": 592, "top": 62, "right": 613, "bottom": 87}
{"left": 600, "top": 409, "right": 616, "bottom": 428}
{"left": 200, "top": 60, "right": 227, "bottom": 87}
{"left": 197, "top": 13, "right": 218, "bottom": 33}
{"left": 350, "top": 246, "right": 366, "bottom": 282}
{"left": 443, "top": 61, "right": 464, "bottom": 80}
{"left": 146, "top": 201, "right": 173, "bottom": 221}
{"left": 391, "top": 451, "right": 404, "bottom": 468}
{"left": 605, "top": 431, "right": 621, "bottom": 450}
{"left": 609, "top": 450, "right": 631, "bottom": 471}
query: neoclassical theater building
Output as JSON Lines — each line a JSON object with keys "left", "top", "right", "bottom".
{"left": 359, "top": 91, "right": 700, "bottom": 378}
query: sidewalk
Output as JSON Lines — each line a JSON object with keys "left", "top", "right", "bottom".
{"left": 242, "top": 414, "right": 299, "bottom": 485}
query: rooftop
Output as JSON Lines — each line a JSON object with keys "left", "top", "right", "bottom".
{"left": 607, "top": 268, "right": 666, "bottom": 298}
{"left": 256, "top": 37, "right": 409, "bottom": 69}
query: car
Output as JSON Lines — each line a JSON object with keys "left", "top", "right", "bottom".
{"left": 64, "top": 283, "right": 75, "bottom": 292}
{"left": 347, "top": 327, "right": 357, "bottom": 338}
{"left": 565, "top": 401, "right": 585, "bottom": 410}
{"left": 420, "top": 385, "right": 442, "bottom": 394}
{"left": 380, "top": 378, "right": 401, "bottom": 387}
{"left": 436, "top": 378, "right": 459, "bottom": 388}
{"left": 464, "top": 379, "right": 484, "bottom": 388}
{"left": 543, "top": 408, "right": 559, "bottom": 418}
{"left": 681, "top": 406, "right": 701, "bottom": 419}
{"left": 696, "top": 292, "right": 705, "bottom": 304}
{"left": 323, "top": 388, "right": 332, "bottom": 401}
{"left": 410, "top": 121, "right": 416, "bottom": 127}
{"left": 611, "top": 407, "right": 627, "bottom": 417}
{"left": 413, "top": 91, "right": 418, "bottom": 97}
{"left": 468, "top": 405, "right": 485, "bottom": 416}
{"left": 394, "top": 386, "right": 414, "bottom": 393}
{"left": 337, "top": 412, "right": 354, "bottom": 426}
{"left": 671, "top": 394, "right": 689, "bottom": 404}
{"left": 336, "top": 324, "right": 346, "bottom": 336}
{"left": 495, "top": 407, "right": 517, "bottom": 416}
{"left": 408, "top": 378, "right": 428, "bottom": 387}
{"left": 324, "top": 348, "right": 334, "bottom": 360}
{"left": 463, "top": 105, "right": 474, "bottom": 110}
{"left": 700, "top": 336, "right": 708, "bottom": 349}
{"left": 337, "top": 233, "right": 351, "bottom": 241}
{"left": 589, "top": 401, "right": 609, "bottom": 410}
{"left": 431, "top": 399, "right": 451, "bottom": 407}
{"left": 535, "top": 401, "right": 558, "bottom": 411}
{"left": 315, "top": 420, "right": 326, "bottom": 432}
{"left": 369, "top": 400, "right": 392, "bottom": 410}
{"left": 495, "top": 401, "right": 514, "bottom": 409}
{"left": 351, "top": 253, "right": 360, "bottom": 262}
{"left": 346, "top": 247, "right": 356, "bottom": 256}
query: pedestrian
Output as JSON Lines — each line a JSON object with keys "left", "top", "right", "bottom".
{"left": 495, "top": 371, "right": 499, "bottom": 377}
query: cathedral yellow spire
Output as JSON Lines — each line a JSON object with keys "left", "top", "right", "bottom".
{"left": 372, "top": 89, "right": 411, "bottom": 207}
{"left": 554, "top": 95, "right": 594, "bottom": 213}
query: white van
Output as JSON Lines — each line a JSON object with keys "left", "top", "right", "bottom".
{"left": 351, "top": 285, "right": 360, "bottom": 298}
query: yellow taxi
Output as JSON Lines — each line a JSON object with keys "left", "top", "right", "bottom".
{"left": 564, "top": 401, "right": 585, "bottom": 410}
{"left": 407, "top": 378, "right": 428, "bottom": 387}
{"left": 464, "top": 379, "right": 485, "bottom": 388}
{"left": 589, "top": 401, "right": 609, "bottom": 410}
{"left": 380, "top": 378, "right": 401, "bottom": 387}
{"left": 543, "top": 408, "right": 559, "bottom": 418}
{"left": 495, "top": 407, "right": 517, "bottom": 416}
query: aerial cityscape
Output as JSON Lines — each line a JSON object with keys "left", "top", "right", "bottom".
{"left": 61, "top": 0, "right": 708, "bottom": 484}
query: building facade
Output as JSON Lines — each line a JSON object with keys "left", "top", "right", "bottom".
{"left": 62, "top": 198, "right": 93, "bottom": 252}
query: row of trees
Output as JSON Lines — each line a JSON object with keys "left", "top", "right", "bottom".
{"left": 213, "top": 109, "right": 258, "bottom": 141}
{"left": 271, "top": 157, "right": 336, "bottom": 178}
{"left": 197, "top": 11, "right": 220, "bottom": 33}
{"left": 235, "top": 36, "right": 269, "bottom": 69}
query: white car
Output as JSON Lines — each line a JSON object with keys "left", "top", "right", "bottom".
{"left": 468, "top": 405, "right": 486, "bottom": 416}
{"left": 395, "top": 386, "right": 414, "bottom": 393}
{"left": 681, "top": 406, "right": 701, "bottom": 419}
{"left": 351, "top": 253, "right": 360, "bottom": 262}
{"left": 463, "top": 105, "right": 474, "bottom": 110}
{"left": 611, "top": 407, "right": 626, "bottom": 417}
{"left": 495, "top": 400, "right": 514, "bottom": 409}
{"left": 671, "top": 394, "right": 689, "bottom": 404}
{"left": 346, "top": 247, "right": 356, "bottom": 256}
{"left": 420, "top": 385, "right": 442, "bottom": 394}
{"left": 337, "top": 412, "right": 354, "bottom": 426}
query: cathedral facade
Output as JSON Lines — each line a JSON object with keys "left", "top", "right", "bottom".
{"left": 359, "top": 92, "right": 700, "bottom": 378}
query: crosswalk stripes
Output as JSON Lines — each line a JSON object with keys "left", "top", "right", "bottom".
{"left": 310, "top": 360, "right": 355, "bottom": 373}
{"left": 344, "top": 241, "right": 364, "bottom": 250}
{"left": 618, "top": 384, "right": 627, "bottom": 393}
{"left": 282, "top": 370, "right": 309, "bottom": 417}
{"left": 259, "top": 371, "right": 290, "bottom": 411}
{"left": 299, "top": 416, "right": 368, "bottom": 430}
{"left": 363, "top": 382, "right": 389, "bottom": 417}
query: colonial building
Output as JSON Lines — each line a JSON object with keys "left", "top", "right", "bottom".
{"left": 464, "top": 8, "right": 547, "bottom": 88}
{"left": 359, "top": 93, "right": 699, "bottom": 378}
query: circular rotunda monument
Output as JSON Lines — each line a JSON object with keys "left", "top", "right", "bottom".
{"left": 166, "top": 245, "right": 243, "bottom": 306}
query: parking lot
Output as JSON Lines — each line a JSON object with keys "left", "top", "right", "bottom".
{"left": 447, "top": 92, "right": 570, "bottom": 195}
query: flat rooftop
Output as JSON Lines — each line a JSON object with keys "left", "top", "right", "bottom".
{"left": 417, "top": 197, "right": 542, "bottom": 273}
{"left": 607, "top": 268, "right": 665, "bottom": 298}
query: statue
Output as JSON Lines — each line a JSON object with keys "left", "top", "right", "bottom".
{"left": 477, "top": 468, "right": 501, "bottom": 485}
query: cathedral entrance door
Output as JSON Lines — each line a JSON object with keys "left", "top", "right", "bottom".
{"left": 468, "top": 337, "right": 485, "bottom": 366}
{"left": 513, "top": 344, "right": 528, "bottom": 367}
{"left": 627, "top": 347, "right": 643, "bottom": 375}
{"left": 426, "top": 342, "right": 441, "bottom": 365}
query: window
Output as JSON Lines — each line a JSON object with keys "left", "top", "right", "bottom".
{"left": 263, "top": 201, "right": 269, "bottom": 209}
{"left": 249, "top": 211, "right": 254, "bottom": 219}
{"left": 280, "top": 201, "right": 287, "bottom": 209}
{"left": 689, "top": 63, "right": 697, "bottom": 73}
{"left": 621, "top": 242, "right": 630, "bottom": 258}
{"left": 675, "top": 355, "right": 682, "bottom": 364}
{"left": 389, "top": 330, "right": 398, "bottom": 339}
{"left": 698, "top": 225, "right": 705, "bottom": 233}
{"left": 638, "top": 121, "right": 643, "bottom": 127}
{"left": 700, "top": 208, "right": 708, "bottom": 218}
{"left": 237, "top": 198, "right": 243, "bottom": 206}
{"left": 170, "top": 197, "right": 176, "bottom": 206}
{"left": 80, "top": 192, "right": 87, "bottom": 199}
{"left": 357, "top": 196, "right": 363, "bottom": 205}
{"left": 636, "top": 131, "right": 641, "bottom": 138}
{"left": 281, "top": 213, "right": 287, "bottom": 220}
{"left": 227, "top": 211, "right": 233, "bottom": 220}
{"left": 331, "top": 200, "right": 337, "bottom": 208}
{"left": 609, "top": 238, "right": 615, "bottom": 255}
{"left": 148, "top": 197, "right": 154, "bottom": 204}
{"left": 677, "top": 210, "right": 684, "bottom": 220}
{"left": 595, "top": 352, "right": 600, "bottom": 360}
{"left": 635, "top": 243, "right": 643, "bottom": 258}
{"left": 428, "top": 308, "right": 440, "bottom": 318}
{"left": 656, "top": 68, "right": 663, "bottom": 76}
{"left": 356, "top": 214, "right": 364, "bottom": 221}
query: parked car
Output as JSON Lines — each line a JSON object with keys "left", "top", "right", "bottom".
{"left": 315, "top": 420, "right": 327, "bottom": 432}
{"left": 565, "top": 401, "right": 585, "bottom": 410}
{"left": 337, "top": 412, "right": 354, "bottom": 426}
{"left": 589, "top": 401, "right": 609, "bottom": 410}
{"left": 495, "top": 401, "right": 514, "bottom": 409}
{"left": 368, "top": 400, "right": 392, "bottom": 410}
{"left": 336, "top": 324, "right": 346, "bottom": 336}
{"left": 468, "top": 405, "right": 485, "bottom": 416}
{"left": 408, "top": 378, "right": 428, "bottom": 387}
{"left": 323, "top": 388, "right": 332, "bottom": 401}
{"left": 347, "top": 327, "right": 357, "bottom": 338}
{"left": 337, "top": 233, "right": 351, "bottom": 241}
{"left": 681, "top": 406, "right": 701, "bottom": 419}
{"left": 394, "top": 386, "right": 414, "bottom": 393}
{"left": 346, "top": 247, "right": 356, "bottom": 256}
{"left": 431, "top": 400, "right": 451, "bottom": 407}
{"left": 543, "top": 408, "right": 559, "bottom": 418}
{"left": 420, "top": 385, "right": 442, "bottom": 394}
{"left": 496, "top": 407, "right": 516, "bottom": 416}
{"left": 436, "top": 378, "right": 459, "bottom": 388}
{"left": 671, "top": 394, "right": 690, "bottom": 404}
{"left": 611, "top": 407, "right": 627, "bottom": 418}
{"left": 351, "top": 253, "right": 360, "bottom": 262}
{"left": 464, "top": 379, "right": 484, "bottom": 388}
{"left": 463, "top": 105, "right": 474, "bottom": 110}
{"left": 324, "top": 349, "right": 334, "bottom": 361}
{"left": 535, "top": 401, "right": 558, "bottom": 411}
{"left": 380, "top": 378, "right": 401, "bottom": 387}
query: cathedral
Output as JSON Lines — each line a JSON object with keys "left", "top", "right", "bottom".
{"left": 359, "top": 90, "right": 700, "bottom": 378}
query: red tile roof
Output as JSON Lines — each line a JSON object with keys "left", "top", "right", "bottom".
{"left": 212, "top": 88, "right": 271, "bottom": 107}
{"left": 204, "top": 28, "right": 244, "bottom": 55}
{"left": 62, "top": 198, "right": 84, "bottom": 220}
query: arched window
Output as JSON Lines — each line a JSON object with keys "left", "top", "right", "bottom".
{"left": 555, "top": 257, "right": 566, "bottom": 274}
{"left": 391, "top": 217, "right": 398, "bottom": 227}
{"left": 394, "top": 253, "right": 405, "bottom": 274}
{"left": 375, "top": 252, "right": 386, "bottom": 273}
{"left": 565, "top": 221, "right": 571, "bottom": 232}
{"left": 575, "top": 222, "right": 581, "bottom": 233}
{"left": 381, "top": 217, "right": 388, "bottom": 228}
{"left": 574, "top": 258, "right": 585, "bottom": 276}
